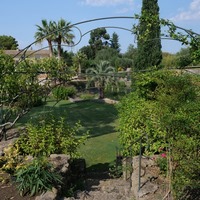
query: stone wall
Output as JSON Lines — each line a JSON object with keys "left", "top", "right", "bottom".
{"left": 123, "top": 156, "right": 172, "bottom": 200}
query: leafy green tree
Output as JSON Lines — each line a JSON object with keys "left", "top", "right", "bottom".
{"left": 86, "top": 61, "right": 116, "bottom": 99}
{"left": 95, "top": 48, "right": 120, "bottom": 68}
{"left": 175, "top": 48, "right": 192, "bottom": 68}
{"left": 34, "top": 19, "right": 55, "bottom": 57}
{"left": 110, "top": 32, "right": 120, "bottom": 52}
{"left": 53, "top": 47, "right": 74, "bottom": 65}
{"left": 79, "top": 45, "right": 95, "bottom": 60}
{"left": 115, "top": 57, "right": 133, "bottom": 71}
{"left": 123, "top": 44, "right": 137, "bottom": 60}
{"left": 0, "top": 35, "right": 18, "bottom": 50}
{"left": 37, "top": 57, "right": 74, "bottom": 84}
{"left": 134, "top": 0, "right": 162, "bottom": 70}
{"left": 0, "top": 53, "right": 44, "bottom": 141}
{"left": 53, "top": 19, "right": 74, "bottom": 60}
{"left": 132, "top": 6, "right": 200, "bottom": 65}
{"left": 119, "top": 44, "right": 137, "bottom": 70}
{"left": 0, "top": 52, "right": 73, "bottom": 141}
{"left": 89, "top": 28, "right": 110, "bottom": 58}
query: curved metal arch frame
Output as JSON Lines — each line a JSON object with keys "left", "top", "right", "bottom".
{"left": 14, "top": 16, "right": 136, "bottom": 60}
{"left": 18, "top": 25, "right": 135, "bottom": 61}
{"left": 12, "top": 15, "right": 200, "bottom": 63}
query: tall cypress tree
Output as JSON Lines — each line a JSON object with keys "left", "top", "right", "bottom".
{"left": 134, "top": 0, "right": 162, "bottom": 70}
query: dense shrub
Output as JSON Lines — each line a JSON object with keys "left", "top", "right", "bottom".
{"left": 69, "top": 81, "right": 87, "bottom": 92}
{"left": 175, "top": 48, "right": 193, "bottom": 68}
{"left": 52, "top": 85, "right": 77, "bottom": 100}
{"left": 117, "top": 70, "right": 200, "bottom": 199}
{"left": 161, "top": 52, "right": 177, "bottom": 69}
{"left": 15, "top": 116, "right": 88, "bottom": 157}
{"left": 104, "top": 79, "right": 130, "bottom": 101}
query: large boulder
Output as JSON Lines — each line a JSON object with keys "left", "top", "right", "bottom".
{"left": 35, "top": 188, "right": 58, "bottom": 200}
{"left": 49, "top": 154, "right": 71, "bottom": 174}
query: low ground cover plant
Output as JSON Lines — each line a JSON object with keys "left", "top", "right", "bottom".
{"left": 15, "top": 157, "right": 62, "bottom": 196}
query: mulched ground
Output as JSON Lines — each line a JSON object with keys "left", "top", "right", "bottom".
{"left": 0, "top": 171, "right": 35, "bottom": 200}
{"left": 0, "top": 130, "right": 35, "bottom": 200}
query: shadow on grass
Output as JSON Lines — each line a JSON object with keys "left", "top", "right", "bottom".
{"left": 17, "top": 100, "right": 118, "bottom": 138}
{"left": 87, "top": 162, "right": 111, "bottom": 173}
{"left": 85, "top": 125, "right": 116, "bottom": 138}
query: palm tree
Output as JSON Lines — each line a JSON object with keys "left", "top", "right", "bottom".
{"left": 34, "top": 19, "right": 55, "bottom": 57}
{"left": 53, "top": 19, "right": 74, "bottom": 59}
{"left": 73, "top": 51, "right": 87, "bottom": 77}
{"left": 86, "top": 61, "right": 116, "bottom": 99}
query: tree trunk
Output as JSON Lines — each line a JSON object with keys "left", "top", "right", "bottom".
{"left": 78, "top": 63, "right": 81, "bottom": 78}
{"left": 48, "top": 40, "right": 53, "bottom": 57}
{"left": 99, "top": 87, "right": 104, "bottom": 99}
{"left": 57, "top": 40, "right": 62, "bottom": 60}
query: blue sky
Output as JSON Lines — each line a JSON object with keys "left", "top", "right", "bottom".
{"left": 0, "top": 0, "right": 199, "bottom": 53}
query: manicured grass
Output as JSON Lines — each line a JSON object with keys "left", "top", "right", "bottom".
{"left": 17, "top": 99, "right": 120, "bottom": 171}
{"left": 79, "top": 132, "right": 119, "bottom": 171}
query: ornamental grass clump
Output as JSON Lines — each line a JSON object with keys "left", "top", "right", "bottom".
{"left": 15, "top": 157, "right": 62, "bottom": 196}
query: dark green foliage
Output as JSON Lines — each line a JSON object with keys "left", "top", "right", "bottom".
{"left": 15, "top": 157, "right": 62, "bottom": 196}
{"left": 89, "top": 28, "right": 110, "bottom": 57}
{"left": 115, "top": 57, "right": 134, "bottom": 70}
{"left": 105, "top": 81, "right": 130, "bottom": 101}
{"left": 175, "top": 48, "right": 193, "bottom": 68}
{"left": 69, "top": 81, "right": 86, "bottom": 92}
{"left": 52, "top": 85, "right": 77, "bottom": 100}
{"left": 120, "top": 44, "right": 137, "bottom": 70}
{"left": 56, "top": 49, "right": 74, "bottom": 65}
{"left": 73, "top": 51, "right": 87, "bottom": 75}
{"left": 79, "top": 45, "right": 95, "bottom": 60}
{"left": 109, "top": 161, "right": 123, "bottom": 178}
{"left": 156, "top": 155, "right": 167, "bottom": 175}
{"left": 95, "top": 48, "right": 120, "bottom": 68}
{"left": 123, "top": 44, "right": 137, "bottom": 60}
{"left": 110, "top": 32, "right": 120, "bottom": 52}
{"left": 134, "top": 0, "right": 162, "bottom": 70}
{"left": 0, "top": 35, "right": 18, "bottom": 50}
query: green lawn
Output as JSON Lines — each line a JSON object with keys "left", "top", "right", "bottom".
{"left": 17, "top": 99, "right": 120, "bottom": 171}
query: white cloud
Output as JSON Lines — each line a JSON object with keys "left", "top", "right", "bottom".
{"left": 172, "top": 0, "right": 200, "bottom": 21}
{"left": 82, "top": 0, "right": 133, "bottom": 7}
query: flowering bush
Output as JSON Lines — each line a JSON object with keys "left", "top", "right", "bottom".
{"left": 156, "top": 152, "right": 168, "bottom": 175}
